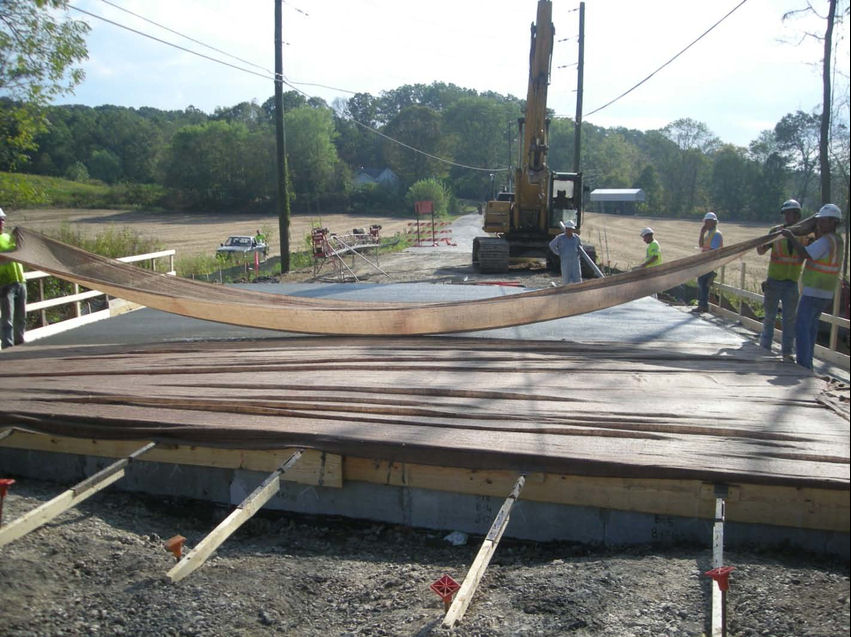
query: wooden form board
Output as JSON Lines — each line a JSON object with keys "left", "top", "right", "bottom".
{"left": 2, "top": 430, "right": 847, "bottom": 532}
{"left": 1, "top": 336, "right": 847, "bottom": 532}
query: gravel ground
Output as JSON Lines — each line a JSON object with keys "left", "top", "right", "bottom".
{"left": 3, "top": 221, "right": 849, "bottom": 636}
{"left": 1, "top": 480, "right": 849, "bottom": 637}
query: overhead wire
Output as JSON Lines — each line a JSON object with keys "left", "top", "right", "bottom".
{"left": 582, "top": 0, "right": 751, "bottom": 118}
{"left": 69, "top": 2, "right": 509, "bottom": 173}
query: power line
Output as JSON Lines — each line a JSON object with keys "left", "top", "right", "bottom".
{"left": 583, "top": 0, "right": 751, "bottom": 118}
{"left": 96, "top": 0, "right": 282, "bottom": 74}
{"left": 68, "top": 3, "right": 508, "bottom": 173}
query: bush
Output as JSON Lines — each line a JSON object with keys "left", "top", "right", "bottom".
{"left": 404, "top": 178, "right": 453, "bottom": 217}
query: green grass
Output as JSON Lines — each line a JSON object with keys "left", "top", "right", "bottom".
{"left": 1, "top": 171, "right": 164, "bottom": 209}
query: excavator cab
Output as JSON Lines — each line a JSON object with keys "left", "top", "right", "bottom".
{"left": 549, "top": 172, "right": 582, "bottom": 234}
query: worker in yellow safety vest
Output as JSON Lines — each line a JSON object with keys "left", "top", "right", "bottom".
{"left": 637, "top": 227, "right": 662, "bottom": 268}
{"left": 0, "top": 207, "right": 27, "bottom": 349}
{"left": 781, "top": 203, "right": 844, "bottom": 370}
{"left": 694, "top": 212, "right": 723, "bottom": 313}
{"left": 756, "top": 199, "right": 804, "bottom": 360}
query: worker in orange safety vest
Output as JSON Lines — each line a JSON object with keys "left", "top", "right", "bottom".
{"left": 781, "top": 203, "right": 844, "bottom": 370}
{"left": 756, "top": 199, "right": 804, "bottom": 361}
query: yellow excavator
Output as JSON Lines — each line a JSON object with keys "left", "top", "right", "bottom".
{"left": 473, "top": 0, "right": 594, "bottom": 274}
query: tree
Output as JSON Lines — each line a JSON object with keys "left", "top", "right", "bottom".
{"left": 774, "top": 110, "right": 821, "bottom": 205}
{"left": 163, "top": 120, "right": 275, "bottom": 209}
{"left": 710, "top": 145, "right": 759, "bottom": 220}
{"left": 0, "top": 0, "right": 89, "bottom": 169}
{"left": 382, "top": 105, "right": 451, "bottom": 186}
{"left": 284, "top": 105, "right": 340, "bottom": 206}
{"left": 660, "top": 119, "right": 719, "bottom": 216}
{"left": 783, "top": 0, "right": 850, "bottom": 204}
{"left": 442, "top": 96, "right": 517, "bottom": 199}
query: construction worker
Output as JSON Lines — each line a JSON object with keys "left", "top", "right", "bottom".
{"left": 781, "top": 203, "right": 844, "bottom": 370}
{"left": 756, "top": 199, "right": 804, "bottom": 361}
{"left": 549, "top": 220, "right": 582, "bottom": 284}
{"left": 636, "top": 227, "right": 662, "bottom": 268}
{"left": 254, "top": 229, "right": 266, "bottom": 245}
{"left": 694, "top": 211, "right": 723, "bottom": 313}
{"left": 0, "top": 208, "right": 27, "bottom": 349}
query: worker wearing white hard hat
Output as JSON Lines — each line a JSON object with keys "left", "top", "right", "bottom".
{"left": 756, "top": 199, "right": 804, "bottom": 360}
{"left": 0, "top": 206, "right": 28, "bottom": 349}
{"left": 694, "top": 212, "right": 723, "bottom": 313}
{"left": 549, "top": 219, "right": 582, "bottom": 284}
{"left": 781, "top": 203, "right": 845, "bottom": 369}
{"left": 636, "top": 227, "right": 662, "bottom": 269}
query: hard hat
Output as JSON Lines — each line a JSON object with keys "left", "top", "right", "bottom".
{"left": 0, "top": 207, "right": 5, "bottom": 219}
{"left": 639, "top": 227, "right": 654, "bottom": 237}
{"left": 780, "top": 199, "right": 801, "bottom": 212}
{"left": 703, "top": 212, "right": 718, "bottom": 221}
{"left": 559, "top": 220, "right": 576, "bottom": 230}
{"left": 814, "top": 203, "right": 843, "bottom": 220}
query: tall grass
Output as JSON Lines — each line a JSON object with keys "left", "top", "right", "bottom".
{"left": 1, "top": 171, "right": 165, "bottom": 210}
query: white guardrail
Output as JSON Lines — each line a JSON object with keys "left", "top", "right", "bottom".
{"left": 710, "top": 262, "right": 850, "bottom": 368}
{"left": 22, "top": 250, "right": 176, "bottom": 342}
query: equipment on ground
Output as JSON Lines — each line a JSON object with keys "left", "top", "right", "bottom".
{"left": 473, "top": 0, "right": 596, "bottom": 275}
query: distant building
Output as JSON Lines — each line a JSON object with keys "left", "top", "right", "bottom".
{"left": 588, "top": 188, "right": 646, "bottom": 215}
{"left": 353, "top": 167, "right": 400, "bottom": 189}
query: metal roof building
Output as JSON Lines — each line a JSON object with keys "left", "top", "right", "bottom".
{"left": 589, "top": 188, "right": 646, "bottom": 215}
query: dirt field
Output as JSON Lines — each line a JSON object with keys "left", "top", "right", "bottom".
{"left": 11, "top": 206, "right": 820, "bottom": 293}
{"left": 11, "top": 207, "right": 417, "bottom": 268}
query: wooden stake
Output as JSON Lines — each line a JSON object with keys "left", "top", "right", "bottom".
{"left": 167, "top": 449, "right": 303, "bottom": 583}
{"left": 442, "top": 475, "right": 525, "bottom": 628}
{"left": 0, "top": 442, "right": 155, "bottom": 547}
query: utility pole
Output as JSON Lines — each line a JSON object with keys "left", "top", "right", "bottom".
{"left": 573, "top": 1, "right": 584, "bottom": 174}
{"left": 275, "top": 0, "right": 290, "bottom": 273}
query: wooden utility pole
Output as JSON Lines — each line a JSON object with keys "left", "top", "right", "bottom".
{"left": 573, "top": 1, "right": 584, "bottom": 174}
{"left": 818, "top": 0, "right": 836, "bottom": 205}
{"left": 275, "top": 0, "right": 290, "bottom": 273}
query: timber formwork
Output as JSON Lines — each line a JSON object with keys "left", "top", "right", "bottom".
{"left": 1, "top": 336, "right": 848, "bottom": 556}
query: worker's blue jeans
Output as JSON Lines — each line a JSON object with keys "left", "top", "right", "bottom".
{"left": 794, "top": 294, "right": 831, "bottom": 370}
{"left": 759, "top": 278, "right": 798, "bottom": 356}
{"left": 1, "top": 281, "right": 27, "bottom": 349}
{"left": 696, "top": 271, "right": 715, "bottom": 309}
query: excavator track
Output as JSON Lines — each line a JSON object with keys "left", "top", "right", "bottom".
{"left": 472, "top": 237, "right": 510, "bottom": 273}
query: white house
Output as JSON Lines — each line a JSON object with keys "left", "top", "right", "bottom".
{"left": 352, "top": 167, "right": 400, "bottom": 189}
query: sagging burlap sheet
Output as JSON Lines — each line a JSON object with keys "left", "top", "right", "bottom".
{"left": 6, "top": 226, "right": 779, "bottom": 335}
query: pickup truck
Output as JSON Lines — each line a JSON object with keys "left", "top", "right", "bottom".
{"left": 216, "top": 235, "right": 268, "bottom": 259}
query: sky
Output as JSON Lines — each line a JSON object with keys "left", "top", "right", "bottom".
{"left": 57, "top": 0, "right": 850, "bottom": 148}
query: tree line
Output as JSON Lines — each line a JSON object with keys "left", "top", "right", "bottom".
{"left": 2, "top": 80, "right": 848, "bottom": 222}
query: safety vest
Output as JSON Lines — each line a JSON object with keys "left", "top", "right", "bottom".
{"left": 700, "top": 229, "right": 721, "bottom": 251}
{"left": 767, "top": 237, "right": 804, "bottom": 281}
{"left": 0, "top": 232, "right": 25, "bottom": 287}
{"left": 801, "top": 233, "right": 842, "bottom": 293}
{"left": 646, "top": 240, "right": 662, "bottom": 267}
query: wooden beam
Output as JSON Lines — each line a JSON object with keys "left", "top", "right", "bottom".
{"left": 167, "top": 450, "right": 303, "bottom": 583}
{"left": 442, "top": 475, "right": 525, "bottom": 628}
{"left": 0, "top": 428, "right": 13, "bottom": 442}
{"left": 2, "top": 433, "right": 847, "bottom": 532}
{"left": 0, "top": 431, "right": 341, "bottom": 488}
{"left": 0, "top": 442, "right": 155, "bottom": 547}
